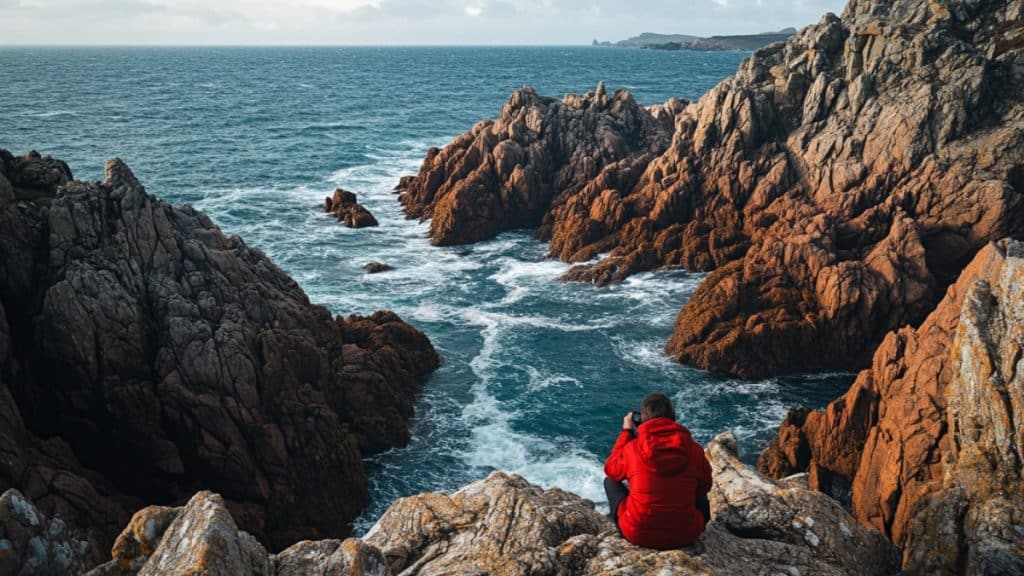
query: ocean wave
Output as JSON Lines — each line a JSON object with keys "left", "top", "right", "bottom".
{"left": 23, "top": 110, "right": 79, "bottom": 118}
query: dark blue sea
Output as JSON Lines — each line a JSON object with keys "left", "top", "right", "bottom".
{"left": 0, "top": 46, "right": 850, "bottom": 531}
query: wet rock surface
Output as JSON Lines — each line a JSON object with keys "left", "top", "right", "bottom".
{"left": 0, "top": 150, "right": 439, "bottom": 554}
{"left": 325, "top": 187, "right": 379, "bottom": 228}
{"left": 399, "top": 0, "right": 1024, "bottom": 378}
{"left": 363, "top": 262, "right": 394, "bottom": 274}
{"left": 85, "top": 433, "right": 897, "bottom": 575}
{"left": 760, "top": 239, "right": 1024, "bottom": 573}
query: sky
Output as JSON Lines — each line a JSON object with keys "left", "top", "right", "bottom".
{"left": 2, "top": 0, "right": 849, "bottom": 45}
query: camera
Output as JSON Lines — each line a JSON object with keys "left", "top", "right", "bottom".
{"left": 631, "top": 411, "right": 642, "bottom": 426}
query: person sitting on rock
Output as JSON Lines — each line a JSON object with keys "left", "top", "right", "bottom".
{"left": 603, "top": 392, "right": 713, "bottom": 549}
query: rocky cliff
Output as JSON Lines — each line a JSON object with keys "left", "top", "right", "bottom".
{"left": 759, "top": 239, "right": 1024, "bottom": 573}
{"left": 398, "top": 0, "right": 1024, "bottom": 378}
{"left": 75, "top": 433, "right": 896, "bottom": 576}
{"left": 0, "top": 149, "right": 439, "bottom": 563}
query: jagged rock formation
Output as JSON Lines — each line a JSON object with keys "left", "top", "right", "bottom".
{"left": 84, "top": 433, "right": 897, "bottom": 575}
{"left": 398, "top": 83, "right": 684, "bottom": 247}
{"left": 0, "top": 150, "right": 439, "bottom": 555}
{"left": 398, "top": 0, "right": 1024, "bottom": 378}
{"left": 759, "top": 239, "right": 1024, "bottom": 573}
{"left": 324, "top": 188, "right": 379, "bottom": 228}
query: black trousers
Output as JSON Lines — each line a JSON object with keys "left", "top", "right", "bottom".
{"left": 604, "top": 477, "right": 711, "bottom": 525}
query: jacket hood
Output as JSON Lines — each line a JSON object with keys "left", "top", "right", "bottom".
{"left": 636, "top": 417, "right": 691, "bottom": 475}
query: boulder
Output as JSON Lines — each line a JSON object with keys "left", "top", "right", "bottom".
{"left": 0, "top": 488, "right": 96, "bottom": 576}
{"left": 760, "top": 239, "right": 1024, "bottom": 572}
{"left": 0, "top": 151, "right": 439, "bottom": 554}
{"left": 398, "top": 0, "right": 1024, "bottom": 378}
{"left": 363, "top": 262, "right": 394, "bottom": 274}
{"left": 85, "top": 433, "right": 896, "bottom": 575}
{"left": 325, "top": 188, "right": 379, "bottom": 228}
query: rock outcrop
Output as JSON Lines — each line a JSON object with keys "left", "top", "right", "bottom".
{"left": 363, "top": 262, "right": 394, "bottom": 274}
{"left": 398, "top": 83, "right": 683, "bottom": 247}
{"left": 85, "top": 433, "right": 897, "bottom": 575}
{"left": 325, "top": 188, "right": 379, "bottom": 228}
{"left": 0, "top": 488, "right": 96, "bottom": 576}
{"left": 398, "top": 0, "right": 1024, "bottom": 378}
{"left": 759, "top": 239, "right": 1024, "bottom": 572}
{"left": 0, "top": 150, "right": 439, "bottom": 555}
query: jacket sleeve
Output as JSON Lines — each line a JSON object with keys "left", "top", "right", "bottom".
{"left": 604, "top": 430, "right": 633, "bottom": 481}
{"left": 696, "top": 445, "right": 713, "bottom": 495}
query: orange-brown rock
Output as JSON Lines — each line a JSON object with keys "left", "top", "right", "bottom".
{"left": 759, "top": 239, "right": 1024, "bottom": 573}
{"left": 399, "top": 0, "right": 1024, "bottom": 378}
{"left": 398, "top": 83, "right": 682, "bottom": 246}
{"left": 0, "top": 150, "right": 439, "bottom": 555}
{"left": 324, "top": 187, "right": 378, "bottom": 228}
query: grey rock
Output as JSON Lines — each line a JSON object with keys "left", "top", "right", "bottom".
{"left": 0, "top": 489, "right": 94, "bottom": 576}
{"left": 89, "top": 433, "right": 896, "bottom": 575}
{"left": 0, "top": 150, "right": 440, "bottom": 555}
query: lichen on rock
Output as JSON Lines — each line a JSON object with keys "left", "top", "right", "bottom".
{"left": 84, "top": 433, "right": 897, "bottom": 576}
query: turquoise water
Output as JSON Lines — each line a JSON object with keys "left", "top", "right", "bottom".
{"left": 0, "top": 47, "right": 850, "bottom": 531}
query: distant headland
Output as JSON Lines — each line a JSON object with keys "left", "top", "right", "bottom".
{"left": 594, "top": 28, "right": 797, "bottom": 51}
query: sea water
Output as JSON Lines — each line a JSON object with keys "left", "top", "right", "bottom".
{"left": 0, "top": 46, "right": 851, "bottom": 531}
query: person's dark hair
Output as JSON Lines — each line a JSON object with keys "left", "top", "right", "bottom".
{"left": 640, "top": 392, "right": 675, "bottom": 422}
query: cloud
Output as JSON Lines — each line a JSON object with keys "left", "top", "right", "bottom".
{"left": 0, "top": 0, "right": 849, "bottom": 44}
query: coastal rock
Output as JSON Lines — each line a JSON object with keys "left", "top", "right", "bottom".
{"left": 0, "top": 150, "right": 439, "bottom": 553}
{"left": 0, "top": 149, "right": 72, "bottom": 200}
{"left": 398, "top": 84, "right": 679, "bottom": 246}
{"left": 759, "top": 239, "right": 1024, "bottom": 572}
{"left": 325, "top": 188, "right": 379, "bottom": 228}
{"left": 363, "top": 262, "right": 394, "bottom": 274}
{"left": 87, "top": 433, "right": 896, "bottom": 575}
{"left": 0, "top": 489, "right": 95, "bottom": 576}
{"left": 400, "top": 0, "right": 1024, "bottom": 378}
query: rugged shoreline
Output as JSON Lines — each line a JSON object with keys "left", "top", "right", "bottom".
{"left": 3, "top": 0, "right": 1024, "bottom": 573}
{"left": 11, "top": 431, "right": 896, "bottom": 575}
{"left": 397, "top": 0, "right": 1024, "bottom": 380}
{"left": 0, "top": 149, "right": 439, "bottom": 566}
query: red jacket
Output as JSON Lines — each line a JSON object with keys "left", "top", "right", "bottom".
{"left": 604, "top": 418, "right": 713, "bottom": 549}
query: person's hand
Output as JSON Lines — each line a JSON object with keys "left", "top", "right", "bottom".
{"left": 622, "top": 412, "right": 636, "bottom": 431}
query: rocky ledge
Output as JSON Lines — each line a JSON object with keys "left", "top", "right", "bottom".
{"left": 398, "top": 0, "right": 1024, "bottom": 378}
{"left": 0, "top": 149, "right": 439, "bottom": 564}
{"left": 760, "top": 238, "right": 1024, "bottom": 574}
{"left": 60, "top": 432, "right": 894, "bottom": 576}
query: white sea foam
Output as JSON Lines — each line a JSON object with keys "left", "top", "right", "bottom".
{"left": 452, "top": 302, "right": 608, "bottom": 508}
{"left": 24, "top": 110, "right": 78, "bottom": 118}
{"left": 610, "top": 336, "right": 676, "bottom": 369}
{"left": 524, "top": 366, "right": 580, "bottom": 393}
{"left": 490, "top": 257, "right": 571, "bottom": 305}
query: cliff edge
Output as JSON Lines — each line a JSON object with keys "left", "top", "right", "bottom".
{"left": 0, "top": 149, "right": 440, "bottom": 562}
{"left": 760, "top": 238, "right": 1024, "bottom": 573}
